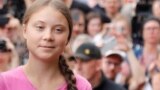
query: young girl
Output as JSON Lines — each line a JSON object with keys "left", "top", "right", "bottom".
{"left": 0, "top": 0, "right": 91, "bottom": 90}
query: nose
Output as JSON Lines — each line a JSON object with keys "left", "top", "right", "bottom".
{"left": 109, "top": 64, "right": 115, "bottom": 70}
{"left": 73, "top": 24, "right": 80, "bottom": 32}
{"left": 43, "top": 29, "right": 54, "bottom": 41}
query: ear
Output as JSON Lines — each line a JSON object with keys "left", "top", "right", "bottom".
{"left": 22, "top": 24, "right": 27, "bottom": 39}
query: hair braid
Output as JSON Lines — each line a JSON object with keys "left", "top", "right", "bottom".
{"left": 59, "top": 55, "right": 77, "bottom": 90}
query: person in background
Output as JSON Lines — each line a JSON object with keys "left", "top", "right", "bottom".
{"left": 151, "top": 73, "right": 160, "bottom": 90}
{"left": 71, "top": 9, "right": 86, "bottom": 40}
{"left": 152, "top": 0, "right": 160, "bottom": 20}
{"left": 62, "top": 0, "right": 91, "bottom": 14}
{"left": 0, "top": 36, "right": 19, "bottom": 72}
{"left": 120, "top": 0, "right": 137, "bottom": 22}
{"left": 111, "top": 16, "right": 132, "bottom": 44}
{"left": 71, "top": 34, "right": 92, "bottom": 53}
{"left": 65, "top": 34, "right": 92, "bottom": 70}
{"left": 0, "top": 0, "right": 92, "bottom": 90}
{"left": 86, "top": 11, "right": 102, "bottom": 37}
{"left": 134, "top": 16, "right": 160, "bottom": 71}
{"left": 74, "top": 42, "right": 125, "bottom": 90}
{"left": 93, "top": 16, "right": 131, "bottom": 54}
{"left": 103, "top": 0, "right": 123, "bottom": 20}
{"left": 0, "top": 11, "right": 27, "bottom": 65}
{"left": 101, "top": 50, "right": 125, "bottom": 81}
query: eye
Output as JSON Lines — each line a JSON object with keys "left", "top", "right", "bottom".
{"left": 55, "top": 28, "right": 63, "bottom": 33}
{"left": 35, "top": 25, "right": 45, "bottom": 31}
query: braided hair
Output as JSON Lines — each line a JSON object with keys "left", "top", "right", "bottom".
{"left": 23, "top": 0, "right": 77, "bottom": 89}
{"left": 59, "top": 55, "right": 77, "bottom": 90}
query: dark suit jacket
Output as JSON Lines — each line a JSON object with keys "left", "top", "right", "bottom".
{"left": 93, "top": 74, "right": 126, "bottom": 90}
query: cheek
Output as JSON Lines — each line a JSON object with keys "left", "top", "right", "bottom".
{"left": 143, "top": 31, "right": 148, "bottom": 39}
{"left": 102, "top": 60, "right": 108, "bottom": 68}
{"left": 55, "top": 33, "right": 69, "bottom": 47}
{"left": 25, "top": 26, "right": 40, "bottom": 43}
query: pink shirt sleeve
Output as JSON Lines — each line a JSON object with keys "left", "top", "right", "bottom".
{"left": 59, "top": 74, "right": 92, "bottom": 90}
{"left": 74, "top": 74, "right": 92, "bottom": 90}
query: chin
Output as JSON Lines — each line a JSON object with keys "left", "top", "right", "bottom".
{"left": 36, "top": 53, "right": 59, "bottom": 61}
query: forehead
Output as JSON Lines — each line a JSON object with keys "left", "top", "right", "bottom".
{"left": 105, "top": 0, "right": 120, "bottom": 3}
{"left": 28, "top": 6, "right": 68, "bottom": 26}
{"left": 144, "top": 20, "right": 160, "bottom": 27}
{"left": 105, "top": 55, "right": 122, "bottom": 61}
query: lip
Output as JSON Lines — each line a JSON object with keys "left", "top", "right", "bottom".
{"left": 39, "top": 45, "right": 55, "bottom": 48}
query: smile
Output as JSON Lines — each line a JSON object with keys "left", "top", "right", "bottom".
{"left": 39, "top": 46, "right": 55, "bottom": 48}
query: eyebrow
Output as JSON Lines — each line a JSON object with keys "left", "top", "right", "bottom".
{"left": 35, "top": 20, "right": 66, "bottom": 27}
{"left": 34, "top": 20, "right": 45, "bottom": 24}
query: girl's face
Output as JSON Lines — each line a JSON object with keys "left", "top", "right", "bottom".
{"left": 143, "top": 20, "right": 160, "bottom": 44}
{"left": 87, "top": 17, "right": 102, "bottom": 37}
{"left": 23, "top": 6, "right": 69, "bottom": 61}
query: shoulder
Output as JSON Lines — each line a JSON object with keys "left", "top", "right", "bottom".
{"left": 0, "top": 74, "right": 7, "bottom": 90}
{"left": 1, "top": 66, "right": 22, "bottom": 79}
{"left": 0, "top": 66, "right": 25, "bottom": 89}
{"left": 75, "top": 74, "right": 92, "bottom": 90}
{"left": 0, "top": 67, "right": 23, "bottom": 90}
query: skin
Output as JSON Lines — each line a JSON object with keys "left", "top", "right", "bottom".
{"left": 152, "top": 1, "right": 160, "bottom": 19}
{"left": 114, "top": 20, "right": 130, "bottom": 39}
{"left": 74, "top": 58, "right": 101, "bottom": 87}
{"left": 101, "top": 55, "right": 122, "bottom": 80}
{"left": 143, "top": 20, "right": 160, "bottom": 45}
{"left": 104, "top": 0, "right": 121, "bottom": 19}
{"left": 87, "top": 17, "right": 102, "bottom": 37}
{"left": 72, "top": 14, "right": 85, "bottom": 38}
{"left": 140, "top": 20, "right": 160, "bottom": 70}
{"left": 0, "top": 17, "right": 20, "bottom": 42}
{"left": 152, "top": 74, "right": 160, "bottom": 90}
{"left": 23, "top": 6, "right": 69, "bottom": 90}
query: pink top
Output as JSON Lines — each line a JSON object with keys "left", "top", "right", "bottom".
{"left": 0, "top": 67, "right": 92, "bottom": 90}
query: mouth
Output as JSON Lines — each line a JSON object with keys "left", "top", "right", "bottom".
{"left": 39, "top": 45, "right": 55, "bottom": 49}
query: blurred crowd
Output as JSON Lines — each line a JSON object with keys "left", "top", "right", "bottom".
{"left": 0, "top": 0, "right": 160, "bottom": 90}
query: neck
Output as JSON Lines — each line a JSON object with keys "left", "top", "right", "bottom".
{"left": 23, "top": 55, "right": 62, "bottom": 82}
{"left": 89, "top": 71, "right": 101, "bottom": 88}
{"left": 144, "top": 43, "right": 158, "bottom": 53}
{"left": 22, "top": 54, "right": 66, "bottom": 90}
